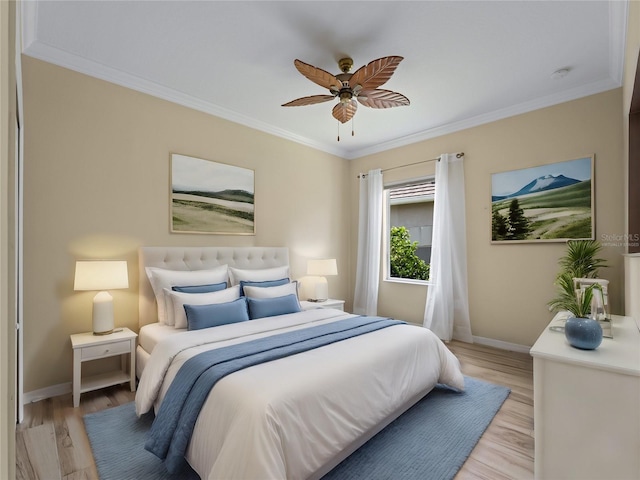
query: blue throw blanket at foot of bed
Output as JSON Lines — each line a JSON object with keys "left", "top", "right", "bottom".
{"left": 145, "top": 315, "right": 404, "bottom": 473}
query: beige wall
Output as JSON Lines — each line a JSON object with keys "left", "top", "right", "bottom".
{"left": 22, "top": 53, "right": 626, "bottom": 393}
{"left": 21, "top": 24, "right": 634, "bottom": 393}
{"left": 1, "top": 1, "right": 17, "bottom": 478}
{"left": 22, "top": 56, "right": 350, "bottom": 393}
{"left": 349, "top": 89, "right": 624, "bottom": 347}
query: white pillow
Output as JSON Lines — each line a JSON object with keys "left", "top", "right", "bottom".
{"left": 162, "top": 284, "right": 225, "bottom": 327}
{"left": 228, "top": 266, "right": 290, "bottom": 286}
{"left": 146, "top": 265, "right": 229, "bottom": 324}
{"left": 166, "top": 285, "right": 241, "bottom": 329}
{"left": 243, "top": 281, "right": 298, "bottom": 300}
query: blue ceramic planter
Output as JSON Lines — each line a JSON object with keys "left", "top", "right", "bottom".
{"left": 565, "top": 317, "right": 603, "bottom": 350}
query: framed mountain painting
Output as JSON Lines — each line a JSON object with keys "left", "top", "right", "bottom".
{"left": 170, "top": 153, "right": 255, "bottom": 235}
{"left": 491, "top": 156, "right": 594, "bottom": 243}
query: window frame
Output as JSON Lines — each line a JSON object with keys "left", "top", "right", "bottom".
{"left": 383, "top": 176, "right": 435, "bottom": 286}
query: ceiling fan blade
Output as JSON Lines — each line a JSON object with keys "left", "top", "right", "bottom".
{"left": 294, "top": 59, "right": 343, "bottom": 93}
{"left": 349, "top": 56, "right": 404, "bottom": 90}
{"left": 357, "top": 89, "right": 410, "bottom": 108}
{"left": 332, "top": 100, "right": 357, "bottom": 124}
{"left": 282, "top": 95, "right": 336, "bottom": 107}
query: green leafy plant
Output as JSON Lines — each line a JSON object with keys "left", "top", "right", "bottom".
{"left": 389, "top": 226, "right": 430, "bottom": 281}
{"left": 557, "top": 239, "right": 607, "bottom": 279}
{"left": 549, "top": 239, "right": 607, "bottom": 318}
{"left": 547, "top": 272, "right": 599, "bottom": 318}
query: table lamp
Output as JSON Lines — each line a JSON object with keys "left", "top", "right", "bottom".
{"left": 307, "top": 258, "right": 338, "bottom": 302}
{"left": 74, "top": 260, "right": 129, "bottom": 335}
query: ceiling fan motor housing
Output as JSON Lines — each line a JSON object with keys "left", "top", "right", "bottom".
{"left": 338, "top": 57, "right": 353, "bottom": 73}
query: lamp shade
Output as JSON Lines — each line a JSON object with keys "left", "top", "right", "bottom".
{"left": 74, "top": 261, "right": 129, "bottom": 291}
{"left": 307, "top": 259, "right": 338, "bottom": 276}
{"left": 74, "top": 261, "right": 128, "bottom": 335}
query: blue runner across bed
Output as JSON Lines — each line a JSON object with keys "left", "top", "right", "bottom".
{"left": 145, "top": 315, "right": 404, "bottom": 473}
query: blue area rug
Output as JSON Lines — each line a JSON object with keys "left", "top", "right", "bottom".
{"left": 84, "top": 376, "right": 509, "bottom": 480}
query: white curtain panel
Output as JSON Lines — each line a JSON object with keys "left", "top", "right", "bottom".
{"left": 353, "top": 169, "right": 383, "bottom": 316}
{"left": 423, "top": 154, "right": 473, "bottom": 342}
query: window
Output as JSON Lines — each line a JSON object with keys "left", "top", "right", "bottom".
{"left": 384, "top": 179, "right": 435, "bottom": 283}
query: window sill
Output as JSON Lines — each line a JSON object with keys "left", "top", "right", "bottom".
{"left": 384, "top": 277, "right": 433, "bottom": 286}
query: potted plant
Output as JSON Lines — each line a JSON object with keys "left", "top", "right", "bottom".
{"left": 548, "top": 239, "right": 608, "bottom": 348}
{"left": 557, "top": 239, "right": 607, "bottom": 279}
{"left": 547, "top": 272, "right": 603, "bottom": 350}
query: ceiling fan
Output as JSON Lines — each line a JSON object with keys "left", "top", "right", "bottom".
{"left": 282, "top": 56, "right": 410, "bottom": 130}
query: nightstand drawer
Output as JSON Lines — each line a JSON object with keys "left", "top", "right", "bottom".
{"left": 81, "top": 340, "right": 130, "bottom": 360}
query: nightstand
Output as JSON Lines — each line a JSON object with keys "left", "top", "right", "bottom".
{"left": 300, "top": 298, "right": 345, "bottom": 312}
{"left": 70, "top": 327, "right": 137, "bottom": 407}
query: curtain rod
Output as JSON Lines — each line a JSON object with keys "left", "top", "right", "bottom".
{"left": 358, "top": 152, "right": 464, "bottom": 178}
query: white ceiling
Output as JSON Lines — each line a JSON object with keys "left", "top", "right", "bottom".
{"left": 21, "top": 1, "right": 627, "bottom": 159}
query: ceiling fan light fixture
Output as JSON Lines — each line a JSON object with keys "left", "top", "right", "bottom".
{"left": 283, "top": 55, "right": 409, "bottom": 139}
{"left": 339, "top": 91, "right": 353, "bottom": 104}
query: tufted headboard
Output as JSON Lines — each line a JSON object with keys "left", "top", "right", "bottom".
{"left": 138, "top": 246, "right": 289, "bottom": 328}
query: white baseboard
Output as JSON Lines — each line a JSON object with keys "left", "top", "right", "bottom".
{"left": 472, "top": 335, "right": 531, "bottom": 354}
{"left": 23, "top": 382, "right": 71, "bottom": 405}
{"left": 410, "top": 322, "right": 532, "bottom": 354}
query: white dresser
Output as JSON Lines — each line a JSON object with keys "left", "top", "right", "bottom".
{"left": 530, "top": 314, "right": 640, "bottom": 480}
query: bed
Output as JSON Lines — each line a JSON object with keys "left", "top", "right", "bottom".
{"left": 134, "top": 246, "right": 465, "bottom": 480}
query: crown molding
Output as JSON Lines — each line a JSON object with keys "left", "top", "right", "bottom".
{"left": 21, "top": 0, "right": 627, "bottom": 161}
{"left": 347, "top": 0, "right": 628, "bottom": 159}
{"left": 22, "top": 41, "right": 346, "bottom": 158}
{"left": 24, "top": 38, "right": 623, "bottom": 162}
{"left": 344, "top": 77, "right": 621, "bottom": 159}
{"left": 20, "top": 0, "right": 38, "bottom": 51}
{"left": 609, "top": 0, "right": 628, "bottom": 86}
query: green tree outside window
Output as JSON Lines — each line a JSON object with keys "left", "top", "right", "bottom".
{"left": 389, "top": 226, "right": 430, "bottom": 280}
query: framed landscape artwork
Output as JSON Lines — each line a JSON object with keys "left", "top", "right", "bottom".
{"left": 170, "top": 153, "right": 255, "bottom": 235}
{"left": 491, "top": 156, "right": 594, "bottom": 243}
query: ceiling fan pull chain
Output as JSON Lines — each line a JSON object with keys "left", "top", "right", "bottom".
{"left": 337, "top": 121, "right": 340, "bottom": 142}
{"left": 352, "top": 117, "right": 355, "bottom": 137}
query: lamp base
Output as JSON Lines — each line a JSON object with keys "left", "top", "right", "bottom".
{"left": 92, "top": 291, "right": 115, "bottom": 336}
{"left": 310, "top": 277, "right": 328, "bottom": 302}
{"left": 93, "top": 329, "right": 114, "bottom": 336}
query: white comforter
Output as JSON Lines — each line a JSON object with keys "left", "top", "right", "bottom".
{"left": 136, "top": 309, "right": 465, "bottom": 480}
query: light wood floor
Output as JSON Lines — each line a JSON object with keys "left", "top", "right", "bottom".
{"left": 448, "top": 341, "right": 534, "bottom": 480}
{"left": 16, "top": 340, "right": 534, "bottom": 480}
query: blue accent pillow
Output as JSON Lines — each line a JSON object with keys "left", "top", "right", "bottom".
{"left": 172, "top": 282, "right": 227, "bottom": 294}
{"left": 247, "top": 294, "right": 301, "bottom": 320}
{"left": 184, "top": 297, "right": 249, "bottom": 331}
{"left": 239, "top": 277, "right": 289, "bottom": 296}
